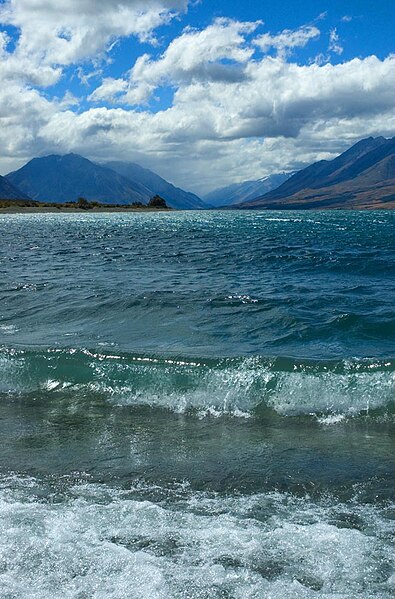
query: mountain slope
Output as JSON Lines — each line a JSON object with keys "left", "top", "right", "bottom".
{"left": 106, "top": 161, "right": 206, "bottom": 209}
{"left": 241, "top": 137, "right": 395, "bottom": 209}
{"left": 203, "top": 173, "right": 293, "bottom": 207}
{"left": 6, "top": 154, "right": 153, "bottom": 204}
{"left": 0, "top": 175, "right": 31, "bottom": 200}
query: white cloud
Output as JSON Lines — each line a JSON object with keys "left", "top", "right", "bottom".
{"left": 254, "top": 25, "right": 320, "bottom": 57}
{"left": 0, "top": 0, "right": 190, "bottom": 163}
{"left": 0, "top": 11, "right": 395, "bottom": 194}
{"left": 0, "top": 80, "right": 58, "bottom": 164}
{"left": 88, "top": 78, "right": 129, "bottom": 103}
{"left": 0, "top": 0, "right": 189, "bottom": 66}
{"left": 328, "top": 28, "right": 343, "bottom": 55}
{"left": 90, "top": 18, "right": 259, "bottom": 104}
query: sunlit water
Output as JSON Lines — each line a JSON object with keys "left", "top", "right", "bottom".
{"left": 0, "top": 211, "right": 394, "bottom": 597}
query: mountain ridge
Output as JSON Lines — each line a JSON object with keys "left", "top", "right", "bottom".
{"left": 0, "top": 174, "right": 31, "bottom": 200}
{"left": 3, "top": 138, "right": 395, "bottom": 211}
{"left": 6, "top": 154, "right": 152, "bottom": 205}
{"left": 240, "top": 137, "right": 395, "bottom": 209}
{"left": 6, "top": 154, "right": 206, "bottom": 209}
{"left": 105, "top": 161, "right": 206, "bottom": 210}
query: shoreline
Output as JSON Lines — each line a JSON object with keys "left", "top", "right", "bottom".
{"left": 0, "top": 206, "right": 174, "bottom": 214}
{"left": 1, "top": 204, "right": 394, "bottom": 214}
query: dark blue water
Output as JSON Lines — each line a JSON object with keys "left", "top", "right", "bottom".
{"left": 0, "top": 211, "right": 394, "bottom": 598}
{"left": 1, "top": 211, "right": 394, "bottom": 358}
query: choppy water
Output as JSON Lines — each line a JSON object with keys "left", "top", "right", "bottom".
{"left": 0, "top": 211, "right": 394, "bottom": 598}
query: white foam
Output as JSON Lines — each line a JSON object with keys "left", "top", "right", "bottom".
{"left": 316, "top": 413, "right": 346, "bottom": 425}
{"left": 0, "top": 325, "right": 18, "bottom": 335}
{"left": 0, "top": 476, "right": 393, "bottom": 598}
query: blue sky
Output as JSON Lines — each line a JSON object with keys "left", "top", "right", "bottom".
{"left": 0, "top": 0, "right": 394, "bottom": 193}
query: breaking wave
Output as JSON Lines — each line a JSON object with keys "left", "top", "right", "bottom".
{"left": 0, "top": 347, "right": 394, "bottom": 421}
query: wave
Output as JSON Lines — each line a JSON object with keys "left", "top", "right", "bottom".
{"left": 0, "top": 347, "right": 394, "bottom": 420}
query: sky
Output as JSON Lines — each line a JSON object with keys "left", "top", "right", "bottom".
{"left": 0, "top": 0, "right": 394, "bottom": 195}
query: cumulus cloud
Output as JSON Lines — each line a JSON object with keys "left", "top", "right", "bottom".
{"left": 0, "top": 0, "right": 189, "bottom": 66}
{"left": 88, "top": 78, "right": 129, "bottom": 103}
{"left": 0, "top": 0, "right": 190, "bottom": 164}
{"left": 0, "top": 9, "right": 395, "bottom": 194}
{"left": 90, "top": 18, "right": 259, "bottom": 104}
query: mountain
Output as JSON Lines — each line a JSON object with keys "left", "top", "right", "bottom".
{"left": 240, "top": 137, "right": 395, "bottom": 209}
{"left": 106, "top": 161, "right": 206, "bottom": 209}
{"left": 0, "top": 175, "right": 31, "bottom": 200}
{"left": 203, "top": 173, "right": 293, "bottom": 207}
{"left": 6, "top": 154, "right": 152, "bottom": 204}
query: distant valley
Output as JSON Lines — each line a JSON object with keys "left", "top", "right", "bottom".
{"left": 106, "top": 161, "right": 207, "bottom": 210}
{"left": 203, "top": 173, "right": 293, "bottom": 207}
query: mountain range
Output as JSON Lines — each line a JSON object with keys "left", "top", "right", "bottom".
{"left": 2, "top": 137, "right": 395, "bottom": 210}
{"left": 240, "top": 136, "right": 395, "bottom": 209}
{"left": 5, "top": 154, "right": 206, "bottom": 209}
{"left": 203, "top": 173, "right": 292, "bottom": 207}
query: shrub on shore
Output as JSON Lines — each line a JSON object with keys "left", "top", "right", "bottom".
{"left": 0, "top": 195, "right": 171, "bottom": 210}
{"left": 148, "top": 195, "right": 168, "bottom": 208}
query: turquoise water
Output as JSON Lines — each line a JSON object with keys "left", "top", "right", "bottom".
{"left": 0, "top": 211, "right": 394, "bottom": 597}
